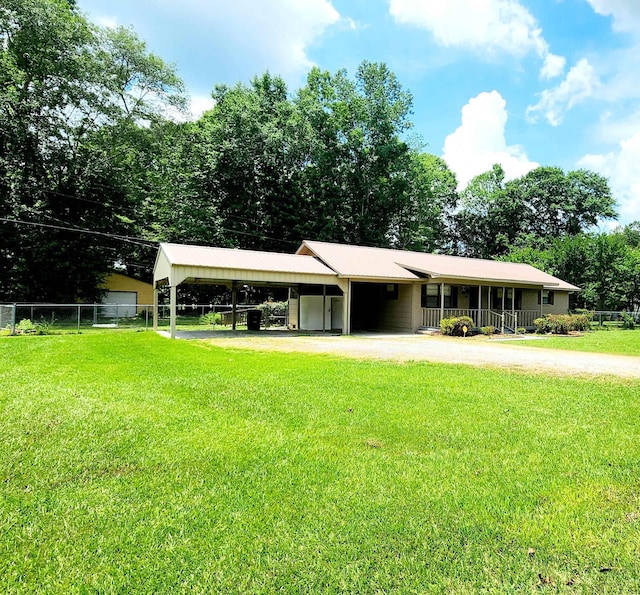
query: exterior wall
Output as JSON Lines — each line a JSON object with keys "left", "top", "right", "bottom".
{"left": 543, "top": 291, "right": 570, "bottom": 315}
{"left": 288, "top": 297, "right": 299, "bottom": 330}
{"left": 522, "top": 288, "right": 542, "bottom": 312}
{"left": 102, "top": 273, "right": 154, "bottom": 312}
{"left": 378, "top": 284, "right": 414, "bottom": 332}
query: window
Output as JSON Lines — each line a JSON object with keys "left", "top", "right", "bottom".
{"left": 492, "top": 288, "right": 522, "bottom": 310}
{"left": 538, "top": 290, "right": 554, "bottom": 305}
{"left": 421, "top": 284, "right": 457, "bottom": 308}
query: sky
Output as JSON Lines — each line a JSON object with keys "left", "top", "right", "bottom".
{"left": 76, "top": 0, "right": 640, "bottom": 226}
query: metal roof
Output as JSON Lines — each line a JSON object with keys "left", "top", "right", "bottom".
{"left": 297, "top": 240, "right": 580, "bottom": 291}
{"left": 159, "top": 242, "right": 337, "bottom": 277}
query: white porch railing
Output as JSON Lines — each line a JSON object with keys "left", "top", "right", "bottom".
{"left": 422, "top": 309, "right": 542, "bottom": 329}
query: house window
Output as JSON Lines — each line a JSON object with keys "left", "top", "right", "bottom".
{"left": 492, "top": 288, "right": 522, "bottom": 310}
{"left": 384, "top": 283, "right": 399, "bottom": 300}
{"left": 538, "top": 290, "right": 555, "bottom": 305}
{"left": 421, "top": 284, "right": 457, "bottom": 308}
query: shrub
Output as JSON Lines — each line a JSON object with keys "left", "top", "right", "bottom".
{"left": 440, "top": 316, "right": 474, "bottom": 336}
{"left": 199, "top": 311, "right": 222, "bottom": 326}
{"left": 619, "top": 313, "right": 636, "bottom": 330}
{"left": 16, "top": 319, "right": 36, "bottom": 334}
{"left": 480, "top": 325, "right": 496, "bottom": 336}
{"left": 534, "top": 314, "right": 591, "bottom": 335}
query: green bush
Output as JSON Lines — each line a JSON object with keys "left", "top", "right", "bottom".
{"left": 16, "top": 319, "right": 36, "bottom": 334}
{"left": 619, "top": 313, "right": 636, "bottom": 330}
{"left": 440, "top": 316, "right": 474, "bottom": 336}
{"left": 534, "top": 314, "right": 591, "bottom": 335}
{"left": 199, "top": 311, "right": 222, "bottom": 326}
{"left": 480, "top": 325, "right": 496, "bottom": 336}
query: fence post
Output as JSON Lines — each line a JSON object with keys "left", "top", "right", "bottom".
{"left": 77, "top": 305, "right": 81, "bottom": 334}
{"left": 11, "top": 303, "right": 16, "bottom": 336}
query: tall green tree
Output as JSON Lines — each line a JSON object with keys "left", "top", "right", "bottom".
{"left": 0, "top": 0, "right": 185, "bottom": 301}
{"left": 390, "top": 153, "right": 458, "bottom": 252}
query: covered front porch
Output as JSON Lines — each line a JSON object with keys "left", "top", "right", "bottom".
{"left": 420, "top": 283, "right": 551, "bottom": 332}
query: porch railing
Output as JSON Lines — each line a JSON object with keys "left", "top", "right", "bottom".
{"left": 422, "top": 309, "right": 542, "bottom": 329}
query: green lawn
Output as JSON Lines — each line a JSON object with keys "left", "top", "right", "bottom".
{"left": 510, "top": 329, "right": 640, "bottom": 357}
{"left": 1, "top": 332, "right": 639, "bottom": 593}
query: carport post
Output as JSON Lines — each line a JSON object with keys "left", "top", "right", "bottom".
{"left": 152, "top": 286, "right": 158, "bottom": 331}
{"left": 169, "top": 285, "right": 177, "bottom": 338}
{"left": 231, "top": 281, "right": 237, "bottom": 331}
{"left": 342, "top": 280, "right": 351, "bottom": 335}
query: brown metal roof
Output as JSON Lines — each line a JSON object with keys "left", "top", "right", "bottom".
{"left": 160, "top": 243, "right": 337, "bottom": 277}
{"left": 297, "top": 240, "right": 580, "bottom": 291}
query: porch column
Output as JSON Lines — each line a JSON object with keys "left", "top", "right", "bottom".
{"left": 153, "top": 285, "right": 158, "bottom": 331}
{"left": 440, "top": 282, "right": 445, "bottom": 321}
{"left": 477, "top": 285, "right": 481, "bottom": 328}
{"left": 501, "top": 286, "right": 505, "bottom": 312}
{"left": 512, "top": 286, "right": 516, "bottom": 334}
{"left": 169, "top": 284, "right": 177, "bottom": 339}
{"left": 297, "top": 284, "right": 301, "bottom": 331}
{"left": 489, "top": 286, "right": 492, "bottom": 313}
{"left": 231, "top": 281, "right": 237, "bottom": 331}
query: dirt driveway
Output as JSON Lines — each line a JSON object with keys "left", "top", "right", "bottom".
{"left": 173, "top": 331, "right": 640, "bottom": 380}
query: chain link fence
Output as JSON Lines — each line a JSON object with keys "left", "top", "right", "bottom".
{"left": 1, "top": 302, "right": 289, "bottom": 335}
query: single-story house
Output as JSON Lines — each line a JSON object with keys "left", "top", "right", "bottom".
{"left": 101, "top": 272, "right": 154, "bottom": 317}
{"left": 153, "top": 240, "right": 579, "bottom": 337}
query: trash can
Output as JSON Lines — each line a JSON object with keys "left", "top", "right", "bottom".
{"left": 247, "top": 309, "right": 262, "bottom": 331}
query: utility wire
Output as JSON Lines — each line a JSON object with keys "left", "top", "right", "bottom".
{"left": 0, "top": 218, "right": 158, "bottom": 248}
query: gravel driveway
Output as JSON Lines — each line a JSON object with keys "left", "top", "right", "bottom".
{"left": 172, "top": 331, "right": 640, "bottom": 380}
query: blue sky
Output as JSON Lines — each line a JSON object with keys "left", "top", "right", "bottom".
{"left": 77, "top": 0, "right": 640, "bottom": 225}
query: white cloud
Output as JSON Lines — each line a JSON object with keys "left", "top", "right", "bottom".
{"left": 526, "top": 58, "right": 599, "bottom": 125}
{"left": 95, "top": 15, "right": 119, "bottom": 29}
{"left": 585, "top": 0, "right": 640, "bottom": 35}
{"left": 171, "top": 0, "right": 341, "bottom": 78}
{"left": 188, "top": 94, "right": 216, "bottom": 119}
{"left": 540, "top": 53, "right": 566, "bottom": 80}
{"left": 578, "top": 134, "right": 640, "bottom": 224}
{"left": 388, "top": 0, "right": 564, "bottom": 78}
{"left": 442, "top": 91, "right": 538, "bottom": 189}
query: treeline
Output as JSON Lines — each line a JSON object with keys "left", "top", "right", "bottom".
{"left": 1, "top": 0, "right": 638, "bottom": 311}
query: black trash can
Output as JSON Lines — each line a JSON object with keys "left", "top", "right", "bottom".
{"left": 247, "top": 309, "right": 262, "bottom": 331}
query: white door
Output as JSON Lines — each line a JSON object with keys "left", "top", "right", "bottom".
{"left": 331, "top": 297, "right": 343, "bottom": 330}
{"left": 300, "top": 296, "right": 324, "bottom": 330}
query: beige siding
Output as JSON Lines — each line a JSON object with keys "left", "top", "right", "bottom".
{"left": 543, "top": 291, "right": 570, "bottom": 314}
{"left": 522, "top": 289, "right": 542, "bottom": 311}
{"left": 379, "top": 284, "right": 414, "bottom": 332}
{"left": 288, "top": 298, "right": 299, "bottom": 330}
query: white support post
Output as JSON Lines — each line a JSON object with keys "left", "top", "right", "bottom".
{"left": 169, "top": 285, "right": 177, "bottom": 339}
{"left": 153, "top": 287, "right": 158, "bottom": 331}
{"left": 231, "top": 281, "right": 237, "bottom": 331}
{"left": 440, "top": 282, "right": 445, "bottom": 323}
{"left": 342, "top": 280, "right": 351, "bottom": 335}
{"left": 477, "top": 285, "right": 481, "bottom": 327}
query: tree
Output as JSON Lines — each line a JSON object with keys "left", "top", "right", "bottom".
{"left": 452, "top": 165, "right": 618, "bottom": 259}
{"left": 0, "top": 0, "right": 185, "bottom": 302}
{"left": 295, "top": 61, "right": 414, "bottom": 246}
{"left": 389, "top": 153, "right": 458, "bottom": 252}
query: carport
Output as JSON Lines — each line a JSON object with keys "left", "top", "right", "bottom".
{"left": 153, "top": 243, "right": 348, "bottom": 338}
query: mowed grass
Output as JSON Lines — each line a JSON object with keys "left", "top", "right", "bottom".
{"left": 1, "top": 333, "right": 639, "bottom": 593}
{"left": 511, "top": 329, "right": 640, "bottom": 356}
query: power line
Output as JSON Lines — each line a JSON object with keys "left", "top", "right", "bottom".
{"left": 0, "top": 218, "right": 158, "bottom": 248}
